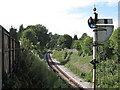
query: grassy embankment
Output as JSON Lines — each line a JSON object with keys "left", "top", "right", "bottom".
{"left": 3, "top": 49, "right": 69, "bottom": 88}
{"left": 53, "top": 49, "right": 119, "bottom": 88}
{"left": 53, "top": 50, "right": 93, "bottom": 82}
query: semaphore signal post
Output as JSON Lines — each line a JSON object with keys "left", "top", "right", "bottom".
{"left": 88, "top": 6, "right": 114, "bottom": 90}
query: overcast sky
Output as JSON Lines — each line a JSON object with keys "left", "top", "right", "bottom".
{"left": 0, "top": 0, "right": 119, "bottom": 38}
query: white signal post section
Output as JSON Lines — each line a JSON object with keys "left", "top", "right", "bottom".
{"left": 92, "top": 29, "right": 97, "bottom": 90}
{"left": 92, "top": 9, "right": 98, "bottom": 90}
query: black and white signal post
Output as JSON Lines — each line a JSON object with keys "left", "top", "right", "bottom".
{"left": 88, "top": 6, "right": 114, "bottom": 90}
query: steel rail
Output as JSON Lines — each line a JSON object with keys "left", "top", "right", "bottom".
{"left": 46, "top": 53, "right": 84, "bottom": 89}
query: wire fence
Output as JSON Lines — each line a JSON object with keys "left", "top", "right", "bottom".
{"left": 0, "top": 25, "right": 22, "bottom": 89}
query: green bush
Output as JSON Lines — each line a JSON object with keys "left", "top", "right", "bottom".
{"left": 53, "top": 50, "right": 73, "bottom": 64}
{"left": 3, "top": 49, "right": 69, "bottom": 88}
{"left": 78, "top": 50, "right": 83, "bottom": 56}
{"left": 63, "top": 50, "right": 67, "bottom": 59}
{"left": 64, "top": 51, "right": 72, "bottom": 61}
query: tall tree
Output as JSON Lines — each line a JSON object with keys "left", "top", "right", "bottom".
{"left": 72, "top": 40, "right": 81, "bottom": 51}
{"left": 9, "top": 26, "right": 18, "bottom": 40}
{"left": 21, "top": 24, "right": 49, "bottom": 52}
{"left": 81, "top": 37, "right": 93, "bottom": 56}
{"left": 46, "top": 33, "right": 60, "bottom": 49}
{"left": 57, "top": 34, "right": 72, "bottom": 49}
{"left": 73, "top": 34, "right": 78, "bottom": 40}
{"left": 110, "top": 28, "right": 120, "bottom": 57}
{"left": 21, "top": 29, "right": 37, "bottom": 45}
{"left": 79, "top": 33, "right": 88, "bottom": 40}
{"left": 18, "top": 24, "right": 24, "bottom": 39}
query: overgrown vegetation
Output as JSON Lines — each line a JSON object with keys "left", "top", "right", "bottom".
{"left": 3, "top": 24, "right": 70, "bottom": 88}
{"left": 53, "top": 28, "right": 120, "bottom": 88}
{"left": 53, "top": 50, "right": 93, "bottom": 83}
{"left": 3, "top": 49, "right": 69, "bottom": 88}
{"left": 53, "top": 49, "right": 119, "bottom": 88}
{"left": 7, "top": 24, "right": 120, "bottom": 88}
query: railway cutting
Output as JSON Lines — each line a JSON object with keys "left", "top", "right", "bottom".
{"left": 46, "top": 52, "right": 92, "bottom": 89}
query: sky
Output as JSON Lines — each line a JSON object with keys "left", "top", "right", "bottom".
{"left": 0, "top": 0, "right": 119, "bottom": 38}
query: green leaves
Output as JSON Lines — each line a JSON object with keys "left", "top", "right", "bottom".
{"left": 21, "top": 29, "right": 37, "bottom": 45}
{"left": 57, "top": 34, "right": 72, "bottom": 49}
{"left": 82, "top": 37, "right": 93, "bottom": 56}
{"left": 9, "top": 26, "right": 18, "bottom": 40}
{"left": 72, "top": 40, "right": 82, "bottom": 51}
{"left": 110, "top": 28, "right": 120, "bottom": 56}
{"left": 20, "top": 24, "right": 50, "bottom": 57}
{"left": 73, "top": 34, "right": 78, "bottom": 40}
{"left": 72, "top": 34, "right": 92, "bottom": 56}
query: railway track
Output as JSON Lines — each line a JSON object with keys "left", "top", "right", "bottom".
{"left": 46, "top": 52, "right": 84, "bottom": 89}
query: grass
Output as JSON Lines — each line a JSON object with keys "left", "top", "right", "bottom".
{"left": 70, "top": 52, "right": 92, "bottom": 70}
{"left": 53, "top": 50, "right": 119, "bottom": 88}
{"left": 53, "top": 50, "right": 93, "bottom": 83}
{"left": 53, "top": 49, "right": 72, "bottom": 64}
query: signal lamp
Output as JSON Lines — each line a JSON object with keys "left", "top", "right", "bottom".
{"left": 88, "top": 17, "right": 94, "bottom": 28}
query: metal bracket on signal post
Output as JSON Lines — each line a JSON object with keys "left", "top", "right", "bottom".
{"left": 90, "top": 59, "right": 99, "bottom": 66}
{"left": 93, "top": 28, "right": 106, "bottom": 31}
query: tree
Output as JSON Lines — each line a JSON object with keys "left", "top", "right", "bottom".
{"left": 20, "top": 24, "right": 50, "bottom": 55}
{"left": 25, "top": 24, "right": 49, "bottom": 49}
{"left": 73, "top": 35, "right": 78, "bottom": 40}
{"left": 110, "top": 28, "right": 120, "bottom": 57}
{"left": 18, "top": 24, "right": 24, "bottom": 39}
{"left": 72, "top": 40, "right": 81, "bottom": 51}
{"left": 103, "top": 40, "right": 114, "bottom": 59}
{"left": 46, "top": 33, "right": 60, "bottom": 49}
{"left": 81, "top": 37, "right": 93, "bottom": 56}
{"left": 57, "top": 34, "right": 72, "bottom": 49}
{"left": 79, "top": 33, "right": 88, "bottom": 40}
{"left": 21, "top": 29, "right": 37, "bottom": 45}
{"left": 9, "top": 26, "right": 18, "bottom": 40}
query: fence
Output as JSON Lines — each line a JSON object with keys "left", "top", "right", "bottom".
{"left": 0, "top": 25, "right": 21, "bottom": 89}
